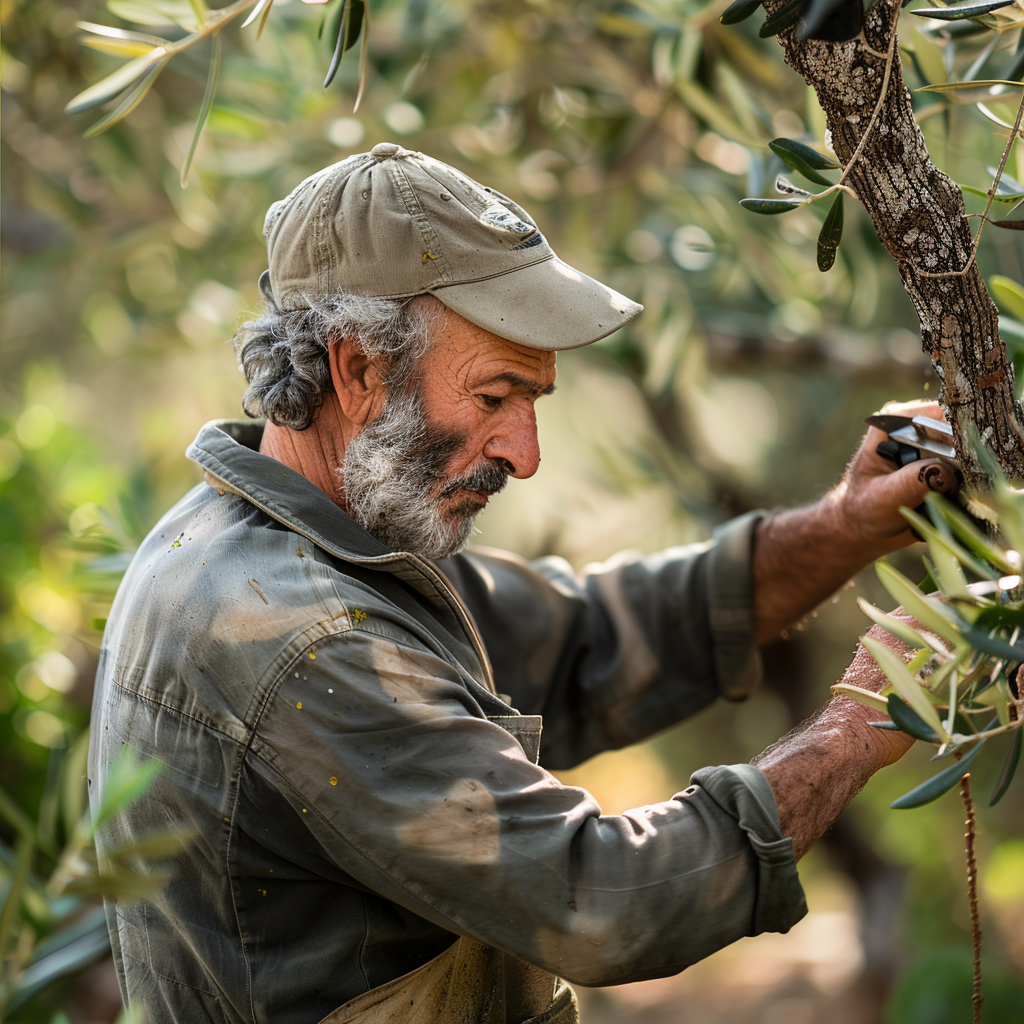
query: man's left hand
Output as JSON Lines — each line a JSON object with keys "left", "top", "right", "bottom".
{"left": 831, "top": 398, "right": 959, "bottom": 558}
{"left": 752, "top": 397, "right": 958, "bottom": 643}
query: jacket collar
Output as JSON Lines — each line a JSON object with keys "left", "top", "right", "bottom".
{"left": 187, "top": 419, "right": 404, "bottom": 565}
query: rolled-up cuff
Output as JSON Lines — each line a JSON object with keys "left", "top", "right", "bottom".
{"left": 705, "top": 511, "right": 765, "bottom": 701}
{"left": 690, "top": 763, "right": 807, "bottom": 936}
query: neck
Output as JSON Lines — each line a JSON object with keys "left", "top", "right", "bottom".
{"left": 259, "top": 394, "right": 357, "bottom": 512}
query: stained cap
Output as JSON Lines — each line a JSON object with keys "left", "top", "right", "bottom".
{"left": 262, "top": 144, "right": 642, "bottom": 350}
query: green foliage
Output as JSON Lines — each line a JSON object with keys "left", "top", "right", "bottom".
{"left": 851, "top": 486, "right": 1024, "bottom": 809}
{"left": 0, "top": 740, "right": 180, "bottom": 1019}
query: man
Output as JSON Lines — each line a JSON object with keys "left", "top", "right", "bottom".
{"left": 88, "top": 143, "right": 956, "bottom": 1024}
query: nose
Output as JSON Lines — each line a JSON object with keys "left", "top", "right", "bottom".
{"left": 483, "top": 410, "right": 542, "bottom": 479}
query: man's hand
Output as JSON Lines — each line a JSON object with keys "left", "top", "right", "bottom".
{"left": 832, "top": 399, "right": 959, "bottom": 556}
{"left": 752, "top": 397, "right": 957, "bottom": 643}
{"left": 756, "top": 622, "right": 916, "bottom": 859}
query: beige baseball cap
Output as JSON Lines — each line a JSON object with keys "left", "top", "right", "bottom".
{"left": 262, "top": 142, "right": 642, "bottom": 350}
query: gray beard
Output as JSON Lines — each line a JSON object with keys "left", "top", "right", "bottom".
{"left": 341, "top": 389, "right": 509, "bottom": 560}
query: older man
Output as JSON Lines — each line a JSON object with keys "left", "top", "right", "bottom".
{"left": 88, "top": 143, "right": 953, "bottom": 1024}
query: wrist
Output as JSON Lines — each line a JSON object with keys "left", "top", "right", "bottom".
{"left": 824, "top": 694, "right": 916, "bottom": 769}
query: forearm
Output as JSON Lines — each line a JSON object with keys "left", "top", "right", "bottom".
{"left": 752, "top": 489, "right": 870, "bottom": 643}
{"left": 753, "top": 639, "right": 914, "bottom": 859}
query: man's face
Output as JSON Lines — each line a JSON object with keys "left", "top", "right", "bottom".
{"left": 341, "top": 310, "right": 557, "bottom": 559}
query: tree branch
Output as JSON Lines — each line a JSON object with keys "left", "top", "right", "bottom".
{"left": 766, "top": 0, "right": 1024, "bottom": 490}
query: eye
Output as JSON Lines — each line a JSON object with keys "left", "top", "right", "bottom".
{"left": 479, "top": 394, "right": 504, "bottom": 409}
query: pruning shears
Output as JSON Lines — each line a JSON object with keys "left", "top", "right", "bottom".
{"left": 864, "top": 413, "right": 960, "bottom": 473}
{"left": 865, "top": 412, "right": 999, "bottom": 533}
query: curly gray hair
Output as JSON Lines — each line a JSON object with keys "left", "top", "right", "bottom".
{"left": 232, "top": 286, "right": 441, "bottom": 430}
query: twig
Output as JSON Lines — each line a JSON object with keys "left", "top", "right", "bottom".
{"left": 807, "top": 183, "right": 860, "bottom": 202}
{"left": 959, "top": 770, "right": 984, "bottom": 1024}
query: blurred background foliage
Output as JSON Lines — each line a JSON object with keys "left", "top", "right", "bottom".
{"left": 3, "top": 0, "right": 1024, "bottom": 1020}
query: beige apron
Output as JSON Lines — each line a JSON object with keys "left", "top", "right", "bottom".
{"left": 317, "top": 714, "right": 580, "bottom": 1024}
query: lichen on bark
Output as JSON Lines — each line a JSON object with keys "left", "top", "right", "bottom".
{"left": 765, "top": 0, "right": 1024, "bottom": 489}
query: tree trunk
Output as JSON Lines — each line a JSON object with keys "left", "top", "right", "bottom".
{"left": 768, "top": 0, "right": 1024, "bottom": 489}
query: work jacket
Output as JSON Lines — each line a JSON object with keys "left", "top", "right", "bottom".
{"left": 87, "top": 420, "right": 806, "bottom": 1024}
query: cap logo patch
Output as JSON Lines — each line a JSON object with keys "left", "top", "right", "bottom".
{"left": 479, "top": 204, "right": 535, "bottom": 238}
{"left": 511, "top": 234, "right": 545, "bottom": 251}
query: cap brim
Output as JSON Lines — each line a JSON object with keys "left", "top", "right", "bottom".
{"left": 429, "top": 255, "right": 642, "bottom": 351}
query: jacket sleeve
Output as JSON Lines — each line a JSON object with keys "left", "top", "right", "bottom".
{"left": 253, "top": 626, "right": 806, "bottom": 987}
{"left": 440, "top": 511, "right": 765, "bottom": 770}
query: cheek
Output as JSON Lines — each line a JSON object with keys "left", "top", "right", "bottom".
{"left": 427, "top": 404, "right": 489, "bottom": 463}
{"left": 442, "top": 431, "right": 489, "bottom": 476}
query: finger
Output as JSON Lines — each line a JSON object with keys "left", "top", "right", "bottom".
{"left": 878, "top": 398, "right": 946, "bottom": 422}
{"left": 880, "top": 458, "right": 960, "bottom": 512}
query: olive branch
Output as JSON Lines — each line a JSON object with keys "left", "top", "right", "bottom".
{"left": 65, "top": 0, "right": 369, "bottom": 186}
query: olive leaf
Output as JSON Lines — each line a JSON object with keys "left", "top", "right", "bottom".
{"left": 241, "top": 0, "right": 275, "bottom": 33}
{"left": 961, "top": 183, "right": 1024, "bottom": 203}
{"left": 918, "top": 81, "right": 1024, "bottom": 106}
{"left": 6, "top": 910, "right": 111, "bottom": 1014}
{"left": 324, "top": 0, "right": 365, "bottom": 89}
{"left": 720, "top": 0, "right": 764, "bottom": 25}
{"left": 913, "top": 0, "right": 1016, "bottom": 21}
{"left": 891, "top": 740, "right": 986, "bottom": 809}
{"left": 107, "top": 0, "right": 200, "bottom": 31}
{"left": 739, "top": 196, "right": 811, "bottom": 214}
{"left": 90, "top": 749, "right": 161, "bottom": 834}
{"left": 856, "top": 597, "right": 930, "bottom": 648}
{"left": 768, "top": 137, "right": 839, "bottom": 186}
{"left": 887, "top": 693, "right": 942, "bottom": 743}
{"left": 831, "top": 682, "right": 892, "bottom": 713}
{"left": 760, "top": 0, "right": 802, "bottom": 38}
{"left": 875, "top": 560, "right": 965, "bottom": 644}
{"left": 958, "top": 622, "right": 1024, "bottom": 662}
{"left": 900, "top": 507, "right": 974, "bottom": 596}
{"left": 861, "top": 635, "right": 949, "bottom": 738}
{"left": 923, "top": 492, "right": 1017, "bottom": 574}
{"left": 79, "top": 25, "right": 162, "bottom": 58}
{"left": 65, "top": 50, "right": 166, "bottom": 115}
{"left": 817, "top": 191, "right": 844, "bottom": 272}
{"left": 83, "top": 61, "right": 166, "bottom": 138}
{"left": 180, "top": 33, "right": 221, "bottom": 187}
{"left": 989, "top": 728, "right": 1022, "bottom": 805}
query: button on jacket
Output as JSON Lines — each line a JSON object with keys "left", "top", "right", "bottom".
{"left": 88, "top": 420, "right": 807, "bottom": 1024}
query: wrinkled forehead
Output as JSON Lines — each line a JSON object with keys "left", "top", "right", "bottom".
{"left": 421, "top": 307, "right": 558, "bottom": 387}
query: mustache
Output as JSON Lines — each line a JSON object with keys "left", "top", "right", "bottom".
{"left": 439, "top": 460, "right": 510, "bottom": 499}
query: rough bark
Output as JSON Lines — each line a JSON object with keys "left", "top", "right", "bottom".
{"left": 768, "top": 0, "right": 1024, "bottom": 489}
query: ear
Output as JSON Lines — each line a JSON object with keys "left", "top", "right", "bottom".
{"left": 328, "top": 336, "right": 387, "bottom": 426}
